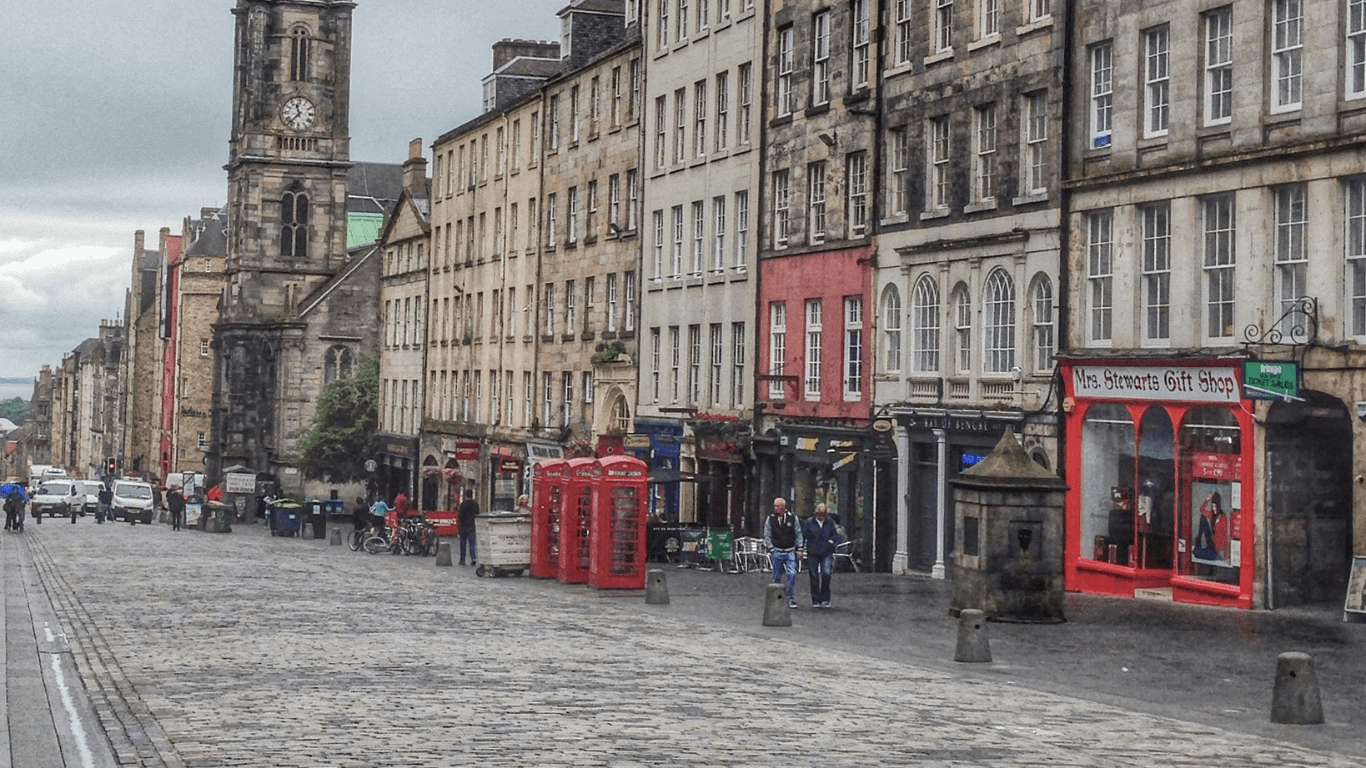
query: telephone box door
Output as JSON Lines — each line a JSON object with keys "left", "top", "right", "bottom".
{"left": 557, "top": 458, "right": 598, "bottom": 584}
{"left": 530, "top": 459, "right": 568, "bottom": 579}
{"left": 589, "top": 455, "right": 649, "bottom": 590}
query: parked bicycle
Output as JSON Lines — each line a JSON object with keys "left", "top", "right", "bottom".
{"left": 360, "top": 516, "right": 439, "bottom": 556}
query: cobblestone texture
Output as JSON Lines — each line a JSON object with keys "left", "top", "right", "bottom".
{"left": 21, "top": 522, "right": 1366, "bottom": 767}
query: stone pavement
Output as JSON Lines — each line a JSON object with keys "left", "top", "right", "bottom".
{"left": 9, "top": 516, "right": 1366, "bottom": 767}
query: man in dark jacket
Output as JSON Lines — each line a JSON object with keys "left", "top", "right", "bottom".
{"left": 167, "top": 486, "right": 186, "bottom": 531}
{"left": 763, "top": 497, "right": 804, "bottom": 609}
{"left": 801, "top": 503, "right": 841, "bottom": 608}
{"left": 457, "top": 489, "right": 479, "bottom": 566}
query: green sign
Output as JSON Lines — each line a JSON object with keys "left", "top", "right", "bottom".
{"left": 1242, "top": 361, "right": 1300, "bottom": 401}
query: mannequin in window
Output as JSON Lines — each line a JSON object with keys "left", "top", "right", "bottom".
{"left": 1136, "top": 478, "right": 1156, "bottom": 567}
{"left": 1193, "top": 491, "right": 1225, "bottom": 563}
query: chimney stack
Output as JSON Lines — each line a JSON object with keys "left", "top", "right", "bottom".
{"left": 491, "top": 38, "right": 560, "bottom": 71}
{"left": 403, "top": 138, "right": 429, "bottom": 196}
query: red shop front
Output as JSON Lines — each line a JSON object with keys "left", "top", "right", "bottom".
{"left": 1061, "top": 359, "right": 1254, "bottom": 609}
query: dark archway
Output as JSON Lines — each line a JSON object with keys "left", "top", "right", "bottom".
{"left": 1265, "top": 391, "right": 1353, "bottom": 607}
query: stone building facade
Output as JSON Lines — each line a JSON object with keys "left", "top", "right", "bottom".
{"left": 635, "top": 0, "right": 762, "bottom": 528}
{"left": 1060, "top": 0, "right": 1366, "bottom": 609}
{"left": 376, "top": 140, "right": 430, "bottom": 505}
{"left": 50, "top": 324, "right": 124, "bottom": 480}
{"left": 167, "top": 208, "right": 228, "bottom": 481}
{"left": 755, "top": 0, "right": 881, "bottom": 558}
{"left": 874, "top": 0, "right": 1064, "bottom": 577}
{"left": 121, "top": 228, "right": 179, "bottom": 482}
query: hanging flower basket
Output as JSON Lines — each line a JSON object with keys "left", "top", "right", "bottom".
{"left": 440, "top": 466, "right": 462, "bottom": 484}
{"left": 422, "top": 466, "right": 443, "bottom": 479}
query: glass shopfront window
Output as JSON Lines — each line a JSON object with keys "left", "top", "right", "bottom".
{"left": 1177, "top": 407, "right": 1241, "bottom": 585}
{"left": 1080, "top": 403, "right": 1135, "bottom": 564}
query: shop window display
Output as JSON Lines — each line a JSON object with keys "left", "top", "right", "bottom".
{"left": 1079, "top": 403, "right": 1134, "bottom": 564}
{"left": 1177, "top": 407, "right": 1240, "bottom": 585}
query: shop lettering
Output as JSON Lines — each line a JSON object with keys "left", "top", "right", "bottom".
{"left": 1072, "top": 365, "right": 1240, "bottom": 403}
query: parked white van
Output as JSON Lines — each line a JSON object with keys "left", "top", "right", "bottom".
{"left": 110, "top": 480, "right": 155, "bottom": 525}
{"left": 31, "top": 478, "right": 82, "bottom": 519}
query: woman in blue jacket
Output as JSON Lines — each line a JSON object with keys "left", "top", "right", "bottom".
{"left": 802, "top": 503, "right": 841, "bottom": 608}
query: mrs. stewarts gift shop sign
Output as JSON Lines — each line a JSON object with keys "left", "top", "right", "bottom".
{"left": 1070, "top": 365, "right": 1241, "bottom": 403}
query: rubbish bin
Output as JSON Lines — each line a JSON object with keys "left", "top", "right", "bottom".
{"left": 308, "top": 500, "right": 326, "bottom": 539}
{"left": 270, "top": 500, "right": 303, "bottom": 537}
{"left": 203, "top": 501, "right": 233, "bottom": 533}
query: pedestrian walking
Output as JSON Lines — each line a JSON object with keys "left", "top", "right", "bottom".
{"left": 98, "top": 485, "right": 112, "bottom": 523}
{"left": 802, "top": 503, "right": 841, "bottom": 608}
{"left": 167, "top": 486, "right": 186, "bottom": 531}
{"left": 3, "top": 486, "right": 20, "bottom": 531}
{"left": 763, "top": 497, "right": 804, "bottom": 608}
{"left": 458, "top": 488, "right": 479, "bottom": 566}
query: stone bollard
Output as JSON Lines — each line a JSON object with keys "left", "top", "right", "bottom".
{"left": 1271, "top": 652, "right": 1325, "bottom": 725}
{"left": 434, "top": 541, "right": 453, "bottom": 567}
{"left": 329, "top": 526, "right": 342, "bottom": 546}
{"left": 645, "top": 569, "right": 669, "bottom": 605}
{"left": 762, "top": 583, "right": 792, "bottom": 627}
{"left": 954, "top": 609, "right": 992, "bottom": 663}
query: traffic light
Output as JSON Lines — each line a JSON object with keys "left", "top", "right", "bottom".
{"left": 106, "top": 457, "right": 117, "bottom": 475}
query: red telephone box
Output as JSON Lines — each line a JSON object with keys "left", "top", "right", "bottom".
{"left": 588, "top": 454, "right": 649, "bottom": 590}
{"left": 557, "top": 457, "right": 598, "bottom": 584}
{"left": 530, "top": 459, "right": 568, "bottom": 579}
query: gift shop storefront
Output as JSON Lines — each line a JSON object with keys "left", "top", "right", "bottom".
{"left": 1061, "top": 359, "right": 1254, "bottom": 609}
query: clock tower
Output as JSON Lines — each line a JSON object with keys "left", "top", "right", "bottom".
{"left": 212, "top": 0, "right": 372, "bottom": 494}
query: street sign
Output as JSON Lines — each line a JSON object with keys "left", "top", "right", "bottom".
{"left": 224, "top": 472, "right": 255, "bottom": 494}
{"left": 364, "top": 459, "right": 378, "bottom": 473}
{"left": 1242, "top": 360, "right": 1300, "bottom": 401}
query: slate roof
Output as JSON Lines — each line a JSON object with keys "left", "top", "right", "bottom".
{"left": 348, "top": 162, "right": 405, "bottom": 215}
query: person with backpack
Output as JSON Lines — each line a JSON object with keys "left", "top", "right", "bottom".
{"left": 763, "top": 497, "right": 804, "bottom": 609}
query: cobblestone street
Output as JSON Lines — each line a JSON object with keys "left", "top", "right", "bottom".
{"left": 12, "top": 519, "right": 1366, "bottom": 767}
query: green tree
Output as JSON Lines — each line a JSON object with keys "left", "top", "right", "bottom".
{"left": 296, "top": 354, "right": 379, "bottom": 483}
{"left": 0, "top": 398, "right": 29, "bottom": 425}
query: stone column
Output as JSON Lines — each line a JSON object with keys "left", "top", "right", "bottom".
{"left": 892, "top": 424, "right": 910, "bottom": 575}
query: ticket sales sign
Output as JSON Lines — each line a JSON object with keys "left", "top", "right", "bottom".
{"left": 1070, "top": 365, "right": 1241, "bottom": 403}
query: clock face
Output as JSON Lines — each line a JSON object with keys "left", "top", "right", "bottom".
{"left": 282, "top": 97, "right": 316, "bottom": 131}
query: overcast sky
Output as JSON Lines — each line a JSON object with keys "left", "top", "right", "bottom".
{"left": 0, "top": 0, "right": 564, "bottom": 401}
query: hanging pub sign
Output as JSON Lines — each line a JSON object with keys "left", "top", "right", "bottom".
{"left": 1070, "top": 365, "right": 1241, "bottom": 403}
{"left": 454, "top": 441, "right": 480, "bottom": 461}
{"left": 1241, "top": 360, "right": 1300, "bottom": 401}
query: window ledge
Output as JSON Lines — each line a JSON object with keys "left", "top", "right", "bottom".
{"left": 805, "top": 103, "right": 831, "bottom": 118}
{"left": 964, "top": 199, "right": 998, "bottom": 214}
{"left": 884, "top": 61, "right": 913, "bottom": 78}
{"left": 919, "top": 209, "right": 951, "bottom": 221}
{"left": 967, "top": 35, "right": 1001, "bottom": 53}
{"left": 1016, "top": 17, "right": 1053, "bottom": 36}
{"left": 1011, "top": 192, "right": 1048, "bottom": 206}
{"left": 923, "top": 49, "right": 954, "bottom": 67}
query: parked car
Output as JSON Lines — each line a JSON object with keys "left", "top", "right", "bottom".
{"left": 30, "top": 478, "right": 82, "bottom": 519}
{"left": 77, "top": 480, "right": 106, "bottom": 517}
{"left": 110, "top": 480, "right": 155, "bottom": 525}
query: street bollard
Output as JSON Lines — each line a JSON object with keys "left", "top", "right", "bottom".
{"left": 762, "top": 583, "right": 792, "bottom": 627}
{"left": 435, "top": 541, "right": 453, "bottom": 567}
{"left": 329, "top": 526, "right": 342, "bottom": 546}
{"left": 954, "top": 609, "right": 992, "bottom": 663}
{"left": 645, "top": 569, "right": 669, "bottom": 605}
{"left": 1271, "top": 652, "right": 1325, "bottom": 725}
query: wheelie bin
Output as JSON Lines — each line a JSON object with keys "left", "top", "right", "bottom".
{"left": 270, "top": 499, "right": 303, "bottom": 537}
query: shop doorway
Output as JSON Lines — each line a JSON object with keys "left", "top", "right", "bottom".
{"left": 1265, "top": 392, "right": 1353, "bottom": 607}
{"left": 907, "top": 442, "right": 939, "bottom": 572}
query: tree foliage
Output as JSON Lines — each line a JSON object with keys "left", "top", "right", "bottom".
{"left": 0, "top": 398, "right": 29, "bottom": 426}
{"left": 296, "top": 354, "right": 379, "bottom": 483}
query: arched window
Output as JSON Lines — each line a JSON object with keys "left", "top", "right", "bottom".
{"left": 611, "top": 395, "right": 631, "bottom": 433}
{"left": 1030, "top": 273, "right": 1055, "bottom": 374}
{"left": 911, "top": 274, "right": 939, "bottom": 373}
{"left": 952, "top": 282, "right": 972, "bottom": 373}
{"left": 982, "top": 268, "right": 1015, "bottom": 373}
{"left": 281, "top": 187, "right": 308, "bottom": 258}
{"left": 881, "top": 284, "right": 902, "bottom": 373}
{"left": 323, "top": 345, "right": 353, "bottom": 384}
{"left": 290, "top": 27, "right": 311, "bottom": 82}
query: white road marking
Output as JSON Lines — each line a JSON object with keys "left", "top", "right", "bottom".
{"left": 44, "top": 623, "right": 96, "bottom": 768}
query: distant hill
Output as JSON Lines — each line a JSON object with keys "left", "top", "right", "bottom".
{"left": 0, "top": 398, "right": 28, "bottom": 426}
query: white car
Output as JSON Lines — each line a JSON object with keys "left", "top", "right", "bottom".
{"left": 77, "top": 480, "right": 106, "bottom": 517}
{"left": 31, "top": 479, "right": 83, "bottom": 519}
{"left": 111, "top": 480, "right": 155, "bottom": 525}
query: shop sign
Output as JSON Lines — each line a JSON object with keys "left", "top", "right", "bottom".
{"left": 1071, "top": 365, "right": 1240, "bottom": 403}
{"left": 497, "top": 458, "right": 522, "bottom": 474}
{"left": 1191, "top": 452, "right": 1241, "bottom": 481}
{"left": 1242, "top": 361, "right": 1300, "bottom": 401}
{"left": 623, "top": 434, "right": 652, "bottom": 450}
{"left": 795, "top": 437, "right": 821, "bottom": 451}
{"left": 453, "top": 441, "right": 480, "bottom": 461}
{"left": 903, "top": 413, "right": 996, "bottom": 434}
{"left": 489, "top": 444, "right": 525, "bottom": 459}
{"left": 224, "top": 472, "right": 256, "bottom": 494}
{"left": 379, "top": 437, "right": 414, "bottom": 458}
